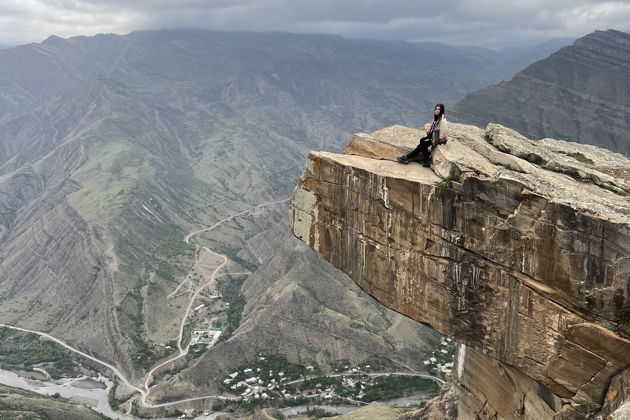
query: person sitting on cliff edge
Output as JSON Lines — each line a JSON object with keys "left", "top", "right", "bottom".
{"left": 397, "top": 103, "right": 448, "bottom": 167}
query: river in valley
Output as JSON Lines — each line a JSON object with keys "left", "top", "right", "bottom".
{"left": 0, "top": 367, "right": 432, "bottom": 418}
{"left": 0, "top": 368, "right": 171, "bottom": 420}
{"left": 0, "top": 367, "right": 349, "bottom": 419}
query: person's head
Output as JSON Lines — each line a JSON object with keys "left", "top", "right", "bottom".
{"left": 434, "top": 103, "right": 445, "bottom": 120}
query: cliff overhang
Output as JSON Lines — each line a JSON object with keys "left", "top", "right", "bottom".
{"left": 289, "top": 122, "right": 630, "bottom": 418}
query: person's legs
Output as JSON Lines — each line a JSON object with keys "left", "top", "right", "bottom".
{"left": 420, "top": 140, "right": 432, "bottom": 166}
{"left": 406, "top": 144, "right": 423, "bottom": 159}
{"left": 397, "top": 136, "right": 430, "bottom": 164}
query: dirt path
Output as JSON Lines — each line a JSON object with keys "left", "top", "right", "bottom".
{"left": 0, "top": 322, "right": 146, "bottom": 397}
{"left": 0, "top": 199, "right": 289, "bottom": 410}
{"left": 142, "top": 199, "right": 289, "bottom": 404}
{"left": 141, "top": 247, "right": 227, "bottom": 401}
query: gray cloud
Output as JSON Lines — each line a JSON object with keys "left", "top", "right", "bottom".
{"left": 1, "top": 0, "right": 630, "bottom": 48}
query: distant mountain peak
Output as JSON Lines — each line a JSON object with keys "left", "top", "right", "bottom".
{"left": 592, "top": 28, "right": 630, "bottom": 37}
{"left": 42, "top": 34, "right": 65, "bottom": 45}
{"left": 576, "top": 28, "right": 630, "bottom": 43}
{"left": 570, "top": 29, "right": 630, "bottom": 57}
{"left": 450, "top": 29, "right": 630, "bottom": 155}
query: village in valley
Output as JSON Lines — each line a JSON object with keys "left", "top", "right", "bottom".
{"left": 213, "top": 339, "right": 454, "bottom": 411}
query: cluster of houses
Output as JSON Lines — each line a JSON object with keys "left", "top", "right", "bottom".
{"left": 423, "top": 337, "right": 455, "bottom": 376}
{"left": 218, "top": 350, "right": 448, "bottom": 407}
{"left": 223, "top": 367, "right": 291, "bottom": 401}
{"left": 221, "top": 362, "right": 379, "bottom": 404}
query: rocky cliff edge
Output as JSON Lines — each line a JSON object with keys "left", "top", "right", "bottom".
{"left": 289, "top": 122, "right": 630, "bottom": 419}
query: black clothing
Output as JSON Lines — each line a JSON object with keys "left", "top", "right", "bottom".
{"left": 405, "top": 135, "right": 432, "bottom": 164}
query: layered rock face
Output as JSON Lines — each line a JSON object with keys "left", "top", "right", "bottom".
{"left": 289, "top": 122, "right": 630, "bottom": 418}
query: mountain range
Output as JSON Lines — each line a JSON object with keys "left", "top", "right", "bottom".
{"left": 450, "top": 29, "right": 630, "bottom": 155}
{"left": 0, "top": 28, "right": 578, "bottom": 406}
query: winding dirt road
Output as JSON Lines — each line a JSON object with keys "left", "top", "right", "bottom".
{"left": 0, "top": 197, "right": 443, "bottom": 413}
{"left": 0, "top": 199, "right": 288, "bottom": 409}
{"left": 0, "top": 322, "right": 146, "bottom": 397}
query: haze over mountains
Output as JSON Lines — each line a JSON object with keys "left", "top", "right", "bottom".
{"left": 451, "top": 29, "right": 630, "bottom": 155}
{"left": 452, "top": 37, "right": 572, "bottom": 82}
{"left": 0, "top": 28, "right": 575, "bottom": 404}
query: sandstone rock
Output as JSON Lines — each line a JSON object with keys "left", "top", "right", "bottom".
{"left": 289, "top": 122, "right": 630, "bottom": 418}
{"left": 485, "top": 124, "right": 630, "bottom": 195}
{"left": 603, "top": 367, "right": 630, "bottom": 419}
{"left": 612, "top": 404, "right": 630, "bottom": 419}
{"left": 344, "top": 132, "right": 408, "bottom": 161}
{"left": 400, "top": 381, "right": 458, "bottom": 420}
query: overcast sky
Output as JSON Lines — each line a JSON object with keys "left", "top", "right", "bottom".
{"left": 1, "top": 0, "right": 629, "bottom": 49}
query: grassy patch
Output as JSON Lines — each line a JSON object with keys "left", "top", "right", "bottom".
{"left": 435, "top": 173, "right": 460, "bottom": 189}
{"left": 568, "top": 152, "right": 594, "bottom": 165}
{"left": 146, "top": 281, "right": 188, "bottom": 345}
{"left": 116, "top": 279, "right": 172, "bottom": 371}
{"left": 360, "top": 375, "right": 438, "bottom": 402}
{"left": 215, "top": 246, "right": 259, "bottom": 273}
{"left": 68, "top": 139, "right": 154, "bottom": 223}
{"left": 144, "top": 240, "right": 195, "bottom": 284}
{"left": 305, "top": 407, "right": 335, "bottom": 418}
{"left": 217, "top": 274, "right": 249, "bottom": 341}
{"left": 266, "top": 408, "right": 286, "bottom": 419}
{"left": 0, "top": 327, "right": 74, "bottom": 378}
{"left": 113, "top": 231, "right": 197, "bottom": 359}
{"left": 108, "top": 379, "right": 124, "bottom": 410}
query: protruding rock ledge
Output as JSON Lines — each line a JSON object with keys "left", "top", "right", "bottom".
{"left": 290, "top": 122, "right": 630, "bottom": 418}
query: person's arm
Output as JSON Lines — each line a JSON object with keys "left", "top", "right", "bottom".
{"left": 440, "top": 119, "right": 448, "bottom": 139}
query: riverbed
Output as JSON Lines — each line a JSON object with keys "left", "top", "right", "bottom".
{"left": 0, "top": 367, "right": 254, "bottom": 419}
{"left": 0, "top": 368, "right": 145, "bottom": 420}
{"left": 0, "top": 367, "right": 432, "bottom": 419}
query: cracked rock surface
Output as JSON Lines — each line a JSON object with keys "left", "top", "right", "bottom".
{"left": 290, "top": 122, "right": 630, "bottom": 419}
